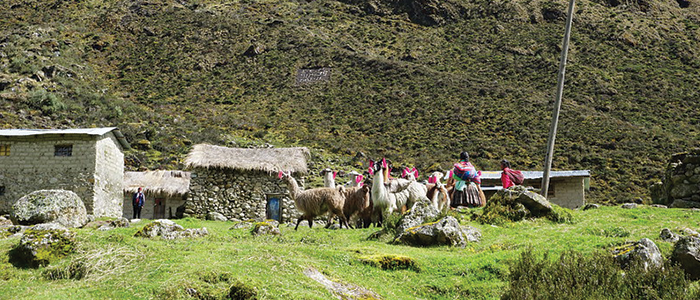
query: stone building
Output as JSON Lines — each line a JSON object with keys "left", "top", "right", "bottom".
{"left": 184, "top": 144, "right": 309, "bottom": 222}
{"left": 0, "top": 127, "right": 129, "bottom": 217}
{"left": 651, "top": 149, "right": 700, "bottom": 208}
{"left": 479, "top": 170, "right": 590, "bottom": 209}
{"left": 123, "top": 170, "right": 190, "bottom": 219}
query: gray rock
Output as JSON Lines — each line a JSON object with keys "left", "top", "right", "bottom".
{"left": 395, "top": 216, "right": 477, "bottom": 248}
{"left": 135, "top": 219, "right": 208, "bottom": 240}
{"left": 10, "top": 225, "right": 75, "bottom": 268}
{"left": 681, "top": 227, "right": 699, "bottom": 236}
{"left": 650, "top": 204, "right": 668, "bottom": 208}
{"left": 671, "top": 199, "right": 700, "bottom": 208}
{"left": 396, "top": 199, "right": 440, "bottom": 234}
{"left": 660, "top": 228, "right": 680, "bottom": 243}
{"left": 230, "top": 220, "right": 255, "bottom": 229}
{"left": 613, "top": 238, "right": 663, "bottom": 270}
{"left": 252, "top": 220, "right": 281, "bottom": 236}
{"left": 583, "top": 203, "right": 600, "bottom": 210}
{"left": 207, "top": 212, "right": 228, "bottom": 222}
{"left": 671, "top": 236, "right": 700, "bottom": 280}
{"left": 460, "top": 225, "right": 482, "bottom": 243}
{"left": 517, "top": 190, "right": 553, "bottom": 216}
{"left": 621, "top": 203, "right": 638, "bottom": 209}
{"left": 11, "top": 190, "right": 88, "bottom": 228}
{"left": 0, "top": 216, "right": 12, "bottom": 226}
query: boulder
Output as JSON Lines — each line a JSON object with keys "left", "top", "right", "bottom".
{"left": 9, "top": 224, "right": 75, "bottom": 268}
{"left": 660, "top": 228, "right": 680, "bottom": 243}
{"left": 11, "top": 190, "right": 88, "bottom": 228}
{"left": 134, "top": 219, "right": 208, "bottom": 240}
{"left": 396, "top": 199, "right": 440, "bottom": 234}
{"left": 621, "top": 203, "right": 638, "bottom": 209}
{"left": 517, "top": 190, "right": 553, "bottom": 216}
{"left": 671, "top": 236, "right": 700, "bottom": 280}
{"left": 230, "top": 220, "right": 255, "bottom": 230}
{"left": 461, "top": 225, "right": 482, "bottom": 243}
{"left": 582, "top": 203, "right": 600, "bottom": 210}
{"left": 612, "top": 238, "right": 663, "bottom": 270}
{"left": 207, "top": 212, "right": 228, "bottom": 222}
{"left": 395, "top": 216, "right": 478, "bottom": 248}
{"left": 84, "top": 217, "right": 131, "bottom": 231}
{"left": 252, "top": 220, "right": 281, "bottom": 236}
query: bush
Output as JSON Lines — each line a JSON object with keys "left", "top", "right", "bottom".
{"left": 502, "top": 248, "right": 696, "bottom": 300}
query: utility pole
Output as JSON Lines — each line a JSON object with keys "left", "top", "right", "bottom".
{"left": 542, "top": 0, "right": 576, "bottom": 198}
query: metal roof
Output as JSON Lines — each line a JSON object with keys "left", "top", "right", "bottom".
{"left": 0, "top": 127, "right": 130, "bottom": 149}
{"left": 479, "top": 170, "right": 590, "bottom": 180}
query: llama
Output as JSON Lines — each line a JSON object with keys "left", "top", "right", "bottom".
{"left": 426, "top": 171, "right": 450, "bottom": 213}
{"left": 341, "top": 184, "right": 372, "bottom": 228}
{"left": 369, "top": 159, "right": 428, "bottom": 226}
{"left": 320, "top": 168, "right": 336, "bottom": 188}
{"left": 278, "top": 171, "right": 351, "bottom": 230}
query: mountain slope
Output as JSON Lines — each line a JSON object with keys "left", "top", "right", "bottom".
{"left": 1, "top": 0, "right": 699, "bottom": 203}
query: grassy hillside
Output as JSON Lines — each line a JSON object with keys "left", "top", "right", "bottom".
{"left": 1, "top": 207, "right": 698, "bottom": 299}
{"left": 1, "top": 0, "right": 700, "bottom": 203}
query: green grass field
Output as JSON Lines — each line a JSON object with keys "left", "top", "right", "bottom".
{"left": 1, "top": 206, "right": 699, "bottom": 299}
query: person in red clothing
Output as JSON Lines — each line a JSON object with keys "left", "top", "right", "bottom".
{"left": 500, "top": 159, "right": 514, "bottom": 189}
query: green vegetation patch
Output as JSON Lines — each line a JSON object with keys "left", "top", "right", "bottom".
{"left": 9, "top": 228, "right": 76, "bottom": 268}
{"left": 502, "top": 248, "right": 697, "bottom": 300}
{"left": 359, "top": 254, "right": 420, "bottom": 272}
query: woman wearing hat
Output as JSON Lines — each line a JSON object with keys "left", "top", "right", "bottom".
{"left": 451, "top": 152, "right": 485, "bottom": 207}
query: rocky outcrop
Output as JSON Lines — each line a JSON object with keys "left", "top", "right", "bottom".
{"left": 612, "top": 238, "right": 663, "bottom": 270}
{"left": 134, "top": 219, "right": 208, "bottom": 240}
{"left": 395, "top": 216, "right": 480, "bottom": 248}
{"left": 395, "top": 199, "right": 440, "bottom": 234}
{"left": 660, "top": 228, "right": 680, "bottom": 243}
{"left": 671, "top": 236, "right": 700, "bottom": 280}
{"left": 650, "top": 149, "right": 700, "bottom": 207}
{"left": 11, "top": 190, "right": 88, "bottom": 228}
{"left": 83, "top": 217, "right": 130, "bottom": 231}
{"left": 9, "top": 223, "right": 75, "bottom": 268}
{"left": 252, "top": 220, "right": 281, "bottom": 236}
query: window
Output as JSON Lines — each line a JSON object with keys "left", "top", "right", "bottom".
{"left": 0, "top": 145, "right": 9, "bottom": 156}
{"left": 54, "top": 145, "right": 73, "bottom": 157}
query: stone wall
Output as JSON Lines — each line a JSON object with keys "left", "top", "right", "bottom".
{"left": 185, "top": 168, "right": 296, "bottom": 222}
{"left": 651, "top": 149, "right": 700, "bottom": 208}
{"left": 0, "top": 133, "right": 124, "bottom": 217}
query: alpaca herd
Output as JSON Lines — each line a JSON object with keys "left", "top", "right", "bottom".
{"left": 279, "top": 158, "right": 455, "bottom": 230}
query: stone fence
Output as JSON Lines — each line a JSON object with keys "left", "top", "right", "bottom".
{"left": 651, "top": 148, "right": 700, "bottom": 208}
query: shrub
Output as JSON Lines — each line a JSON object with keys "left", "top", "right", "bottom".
{"left": 502, "top": 248, "right": 696, "bottom": 300}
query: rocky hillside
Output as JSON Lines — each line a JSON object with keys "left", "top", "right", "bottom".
{"left": 1, "top": 0, "right": 699, "bottom": 203}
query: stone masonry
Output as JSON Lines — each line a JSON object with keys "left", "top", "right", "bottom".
{"left": 185, "top": 168, "right": 295, "bottom": 222}
{"left": 651, "top": 148, "right": 700, "bottom": 208}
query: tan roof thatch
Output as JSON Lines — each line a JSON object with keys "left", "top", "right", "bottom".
{"left": 184, "top": 144, "right": 309, "bottom": 174}
{"left": 124, "top": 171, "right": 191, "bottom": 196}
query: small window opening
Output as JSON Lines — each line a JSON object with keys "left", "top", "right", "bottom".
{"left": 55, "top": 145, "right": 73, "bottom": 157}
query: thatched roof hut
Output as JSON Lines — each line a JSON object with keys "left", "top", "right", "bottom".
{"left": 184, "top": 144, "right": 310, "bottom": 174}
{"left": 123, "top": 170, "right": 191, "bottom": 196}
